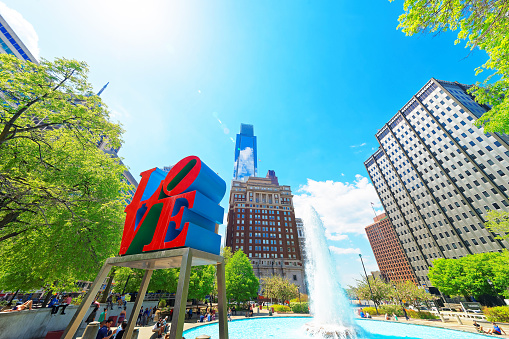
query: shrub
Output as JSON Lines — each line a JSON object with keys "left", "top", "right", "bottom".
{"left": 483, "top": 306, "right": 509, "bottom": 323}
{"left": 361, "top": 305, "right": 403, "bottom": 316}
{"left": 273, "top": 305, "right": 291, "bottom": 313}
{"left": 158, "top": 299, "right": 167, "bottom": 308}
{"left": 406, "top": 310, "right": 438, "bottom": 319}
{"left": 290, "top": 302, "right": 309, "bottom": 314}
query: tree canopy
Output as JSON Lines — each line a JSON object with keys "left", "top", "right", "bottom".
{"left": 428, "top": 251, "right": 509, "bottom": 298}
{"left": 392, "top": 0, "right": 509, "bottom": 134}
{"left": 485, "top": 210, "right": 509, "bottom": 240}
{"left": 224, "top": 248, "right": 259, "bottom": 305}
{"left": 261, "top": 275, "right": 299, "bottom": 303}
{"left": 349, "top": 276, "right": 393, "bottom": 306}
{"left": 0, "top": 55, "right": 129, "bottom": 291}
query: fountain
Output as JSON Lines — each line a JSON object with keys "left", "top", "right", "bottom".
{"left": 182, "top": 206, "right": 492, "bottom": 339}
{"left": 301, "top": 205, "right": 359, "bottom": 339}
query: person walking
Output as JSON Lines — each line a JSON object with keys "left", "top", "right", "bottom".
{"left": 136, "top": 307, "right": 144, "bottom": 326}
{"left": 86, "top": 304, "right": 99, "bottom": 324}
{"left": 98, "top": 308, "right": 107, "bottom": 323}
{"left": 227, "top": 308, "right": 232, "bottom": 322}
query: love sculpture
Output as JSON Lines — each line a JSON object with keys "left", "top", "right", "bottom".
{"left": 120, "top": 156, "right": 225, "bottom": 256}
{"left": 62, "top": 156, "right": 229, "bottom": 339}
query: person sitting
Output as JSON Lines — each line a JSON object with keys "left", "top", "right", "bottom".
{"left": 473, "top": 320, "right": 485, "bottom": 333}
{"left": 365, "top": 312, "right": 371, "bottom": 319}
{"left": 487, "top": 322, "right": 506, "bottom": 335}
{"left": 207, "top": 312, "right": 212, "bottom": 322}
{"left": 96, "top": 319, "right": 116, "bottom": 339}
{"left": 384, "top": 313, "right": 390, "bottom": 321}
{"left": 359, "top": 310, "right": 365, "bottom": 318}
{"left": 114, "top": 321, "right": 127, "bottom": 339}
{"left": 200, "top": 313, "right": 205, "bottom": 323}
{"left": 2, "top": 300, "right": 32, "bottom": 312}
{"left": 393, "top": 313, "right": 398, "bottom": 321}
{"left": 152, "top": 319, "right": 164, "bottom": 338}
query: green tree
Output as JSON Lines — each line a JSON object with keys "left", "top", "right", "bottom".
{"left": 349, "top": 276, "right": 392, "bottom": 307}
{"left": 188, "top": 265, "right": 216, "bottom": 301}
{"left": 261, "top": 275, "right": 299, "bottom": 303}
{"left": 485, "top": 210, "right": 509, "bottom": 240}
{"left": 0, "top": 55, "right": 128, "bottom": 291}
{"left": 224, "top": 249, "right": 259, "bottom": 306}
{"left": 391, "top": 0, "right": 509, "bottom": 134}
{"left": 391, "top": 280, "right": 434, "bottom": 310}
{"left": 428, "top": 252, "right": 509, "bottom": 298}
{"left": 112, "top": 268, "right": 179, "bottom": 294}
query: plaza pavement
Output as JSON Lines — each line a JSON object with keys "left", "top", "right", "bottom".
{"left": 79, "top": 308, "right": 509, "bottom": 339}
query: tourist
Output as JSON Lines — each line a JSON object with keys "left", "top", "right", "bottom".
{"left": 107, "top": 294, "right": 113, "bottom": 310}
{"left": 188, "top": 307, "right": 193, "bottom": 319}
{"left": 473, "top": 320, "right": 485, "bottom": 333}
{"left": 96, "top": 319, "right": 116, "bottom": 339}
{"left": 207, "top": 311, "right": 212, "bottom": 322}
{"left": 487, "top": 323, "right": 506, "bottom": 335}
{"left": 137, "top": 307, "right": 144, "bottom": 326}
{"left": 232, "top": 305, "right": 236, "bottom": 315}
{"left": 152, "top": 319, "right": 165, "bottom": 338}
{"left": 86, "top": 304, "right": 100, "bottom": 324}
{"left": 118, "top": 307, "right": 127, "bottom": 326}
{"left": 200, "top": 312, "right": 205, "bottom": 322}
{"left": 365, "top": 312, "right": 371, "bottom": 319}
{"left": 2, "top": 300, "right": 32, "bottom": 312}
{"left": 227, "top": 308, "right": 232, "bottom": 321}
{"left": 169, "top": 308, "right": 174, "bottom": 321}
{"left": 151, "top": 305, "right": 157, "bottom": 321}
{"left": 393, "top": 313, "right": 398, "bottom": 321}
{"left": 384, "top": 313, "right": 390, "bottom": 321}
{"left": 359, "top": 309, "right": 365, "bottom": 318}
{"left": 143, "top": 306, "right": 150, "bottom": 325}
{"left": 98, "top": 308, "right": 107, "bottom": 323}
{"left": 114, "top": 321, "right": 127, "bottom": 339}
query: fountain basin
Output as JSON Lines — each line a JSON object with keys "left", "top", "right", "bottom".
{"left": 182, "top": 316, "right": 491, "bottom": 339}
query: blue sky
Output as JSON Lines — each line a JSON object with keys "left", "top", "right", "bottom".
{"left": 2, "top": 0, "right": 490, "bottom": 286}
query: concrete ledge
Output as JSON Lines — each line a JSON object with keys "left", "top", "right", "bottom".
{"left": 0, "top": 301, "right": 158, "bottom": 339}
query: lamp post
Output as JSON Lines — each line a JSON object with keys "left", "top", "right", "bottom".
{"left": 392, "top": 284, "right": 408, "bottom": 320}
{"left": 359, "top": 254, "right": 378, "bottom": 315}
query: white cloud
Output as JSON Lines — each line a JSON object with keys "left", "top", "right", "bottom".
{"left": 325, "top": 231, "right": 349, "bottom": 242}
{"left": 234, "top": 147, "right": 255, "bottom": 179}
{"left": 0, "top": 2, "right": 40, "bottom": 60}
{"left": 294, "top": 175, "right": 382, "bottom": 235}
{"left": 350, "top": 142, "right": 366, "bottom": 148}
{"left": 329, "top": 246, "right": 360, "bottom": 255}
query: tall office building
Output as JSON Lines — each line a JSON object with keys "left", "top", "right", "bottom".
{"left": 0, "top": 14, "right": 37, "bottom": 63}
{"left": 233, "top": 124, "right": 257, "bottom": 181}
{"left": 226, "top": 170, "right": 306, "bottom": 292}
{"left": 296, "top": 218, "right": 306, "bottom": 261}
{"left": 365, "top": 213, "right": 417, "bottom": 283}
{"left": 364, "top": 78, "right": 509, "bottom": 286}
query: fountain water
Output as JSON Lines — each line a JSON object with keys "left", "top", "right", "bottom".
{"left": 301, "top": 205, "right": 359, "bottom": 339}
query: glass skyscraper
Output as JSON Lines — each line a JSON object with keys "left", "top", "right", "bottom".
{"left": 233, "top": 124, "right": 257, "bottom": 181}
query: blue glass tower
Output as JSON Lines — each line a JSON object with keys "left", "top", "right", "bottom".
{"left": 233, "top": 124, "right": 257, "bottom": 181}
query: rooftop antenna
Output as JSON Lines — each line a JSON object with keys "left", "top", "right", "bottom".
{"left": 97, "top": 82, "right": 110, "bottom": 96}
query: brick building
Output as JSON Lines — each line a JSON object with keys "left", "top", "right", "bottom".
{"left": 365, "top": 213, "right": 417, "bottom": 284}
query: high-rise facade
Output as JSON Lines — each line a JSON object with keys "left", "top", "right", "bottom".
{"left": 233, "top": 124, "right": 257, "bottom": 181}
{"left": 365, "top": 213, "right": 417, "bottom": 284}
{"left": 364, "top": 78, "right": 509, "bottom": 286}
{"left": 296, "top": 218, "right": 306, "bottom": 261}
{"left": 0, "top": 14, "right": 37, "bottom": 63}
{"left": 226, "top": 171, "right": 306, "bottom": 293}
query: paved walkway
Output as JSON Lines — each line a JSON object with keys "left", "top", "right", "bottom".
{"left": 80, "top": 309, "right": 509, "bottom": 338}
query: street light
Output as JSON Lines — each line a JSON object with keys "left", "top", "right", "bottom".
{"left": 392, "top": 284, "right": 409, "bottom": 320}
{"left": 359, "top": 253, "right": 378, "bottom": 315}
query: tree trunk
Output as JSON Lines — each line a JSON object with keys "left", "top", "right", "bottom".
{"left": 42, "top": 289, "right": 53, "bottom": 308}
{"left": 100, "top": 271, "right": 115, "bottom": 303}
